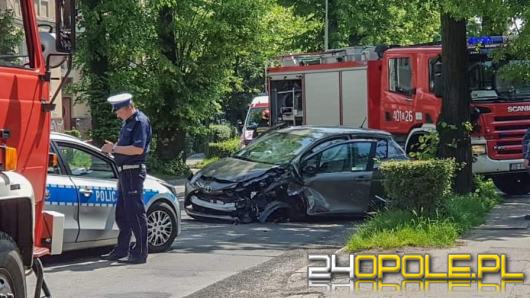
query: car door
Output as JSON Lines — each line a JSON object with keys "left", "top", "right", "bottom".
{"left": 371, "top": 139, "right": 408, "bottom": 207}
{"left": 55, "top": 141, "right": 119, "bottom": 243}
{"left": 301, "top": 140, "right": 376, "bottom": 215}
{"left": 46, "top": 143, "right": 80, "bottom": 244}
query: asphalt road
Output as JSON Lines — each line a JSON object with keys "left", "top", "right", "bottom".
{"left": 28, "top": 212, "right": 361, "bottom": 298}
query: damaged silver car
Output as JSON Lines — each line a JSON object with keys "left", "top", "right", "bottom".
{"left": 184, "top": 126, "right": 406, "bottom": 223}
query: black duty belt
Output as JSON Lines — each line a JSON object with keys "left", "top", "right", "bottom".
{"left": 117, "top": 164, "right": 145, "bottom": 172}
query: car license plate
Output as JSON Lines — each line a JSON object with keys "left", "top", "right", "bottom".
{"left": 510, "top": 163, "right": 525, "bottom": 171}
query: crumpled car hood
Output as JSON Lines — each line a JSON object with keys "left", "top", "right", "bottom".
{"left": 197, "top": 157, "right": 277, "bottom": 183}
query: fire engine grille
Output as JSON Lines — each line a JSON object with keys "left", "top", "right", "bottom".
{"left": 490, "top": 115, "right": 530, "bottom": 159}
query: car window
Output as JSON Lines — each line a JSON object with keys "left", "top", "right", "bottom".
{"left": 48, "top": 144, "right": 62, "bottom": 175}
{"left": 351, "top": 142, "right": 373, "bottom": 171}
{"left": 318, "top": 143, "right": 350, "bottom": 173}
{"left": 310, "top": 141, "right": 373, "bottom": 173}
{"left": 235, "top": 129, "right": 325, "bottom": 164}
{"left": 376, "top": 140, "right": 388, "bottom": 159}
{"left": 373, "top": 140, "right": 388, "bottom": 169}
{"left": 57, "top": 143, "right": 116, "bottom": 179}
{"left": 309, "top": 137, "right": 348, "bottom": 154}
{"left": 388, "top": 141, "right": 406, "bottom": 158}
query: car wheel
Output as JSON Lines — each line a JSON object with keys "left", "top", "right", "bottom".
{"left": 147, "top": 202, "right": 178, "bottom": 253}
{"left": 0, "top": 232, "right": 26, "bottom": 298}
{"left": 493, "top": 174, "right": 530, "bottom": 196}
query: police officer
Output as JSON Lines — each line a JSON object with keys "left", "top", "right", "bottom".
{"left": 100, "top": 93, "right": 152, "bottom": 264}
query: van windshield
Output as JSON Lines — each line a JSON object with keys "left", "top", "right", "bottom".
{"left": 244, "top": 107, "right": 268, "bottom": 129}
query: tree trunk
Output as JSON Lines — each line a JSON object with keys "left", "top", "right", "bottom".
{"left": 84, "top": 0, "right": 112, "bottom": 146}
{"left": 328, "top": 0, "right": 339, "bottom": 49}
{"left": 438, "top": 14, "right": 473, "bottom": 194}
{"left": 155, "top": 5, "right": 186, "bottom": 161}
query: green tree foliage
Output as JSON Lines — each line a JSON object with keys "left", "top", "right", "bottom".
{"left": 147, "top": 0, "right": 270, "bottom": 161}
{"left": 76, "top": 0, "right": 279, "bottom": 171}
{"left": 75, "top": 0, "right": 151, "bottom": 145}
{"left": 279, "top": 0, "right": 441, "bottom": 48}
{"left": 0, "top": 9, "right": 23, "bottom": 58}
{"left": 223, "top": 2, "right": 320, "bottom": 125}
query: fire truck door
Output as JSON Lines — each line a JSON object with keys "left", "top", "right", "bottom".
{"left": 382, "top": 56, "right": 417, "bottom": 135}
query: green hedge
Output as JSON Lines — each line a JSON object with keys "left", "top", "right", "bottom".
{"left": 380, "top": 159, "right": 455, "bottom": 215}
{"left": 207, "top": 137, "right": 240, "bottom": 158}
{"left": 209, "top": 124, "right": 233, "bottom": 142}
{"left": 346, "top": 175, "right": 500, "bottom": 251}
{"left": 64, "top": 129, "right": 82, "bottom": 138}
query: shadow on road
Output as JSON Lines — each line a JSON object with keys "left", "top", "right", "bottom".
{"left": 41, "top": 216, "right": 361, "bottom": 273}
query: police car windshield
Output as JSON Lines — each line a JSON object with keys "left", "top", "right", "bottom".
{"left": 469, "top": 59, "right": 530, "bottom": 101}
{"left": 234, "top": 130, "right": 324, "bottom": 165}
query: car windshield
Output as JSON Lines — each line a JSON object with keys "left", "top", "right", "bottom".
{"left": 244, "top": 107, "right": 268, "bottom": 128}
{"left": 468, "top": 58, "right": 530, "bottom": 100}
{"left": 234, "top": 129, "right": 325, "bottom": 164}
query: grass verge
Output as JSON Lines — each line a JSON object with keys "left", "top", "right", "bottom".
{"left": 346, "top": 177, "right": 501, "bottom": 252}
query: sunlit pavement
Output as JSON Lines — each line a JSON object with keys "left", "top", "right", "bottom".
{"left": 29, "top": 210, "right": 360, "bottom": 298}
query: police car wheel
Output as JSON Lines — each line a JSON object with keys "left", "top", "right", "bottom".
{"left": 147, "top": 202, "right": 177, "bottom": 253}
{"left": 0, "top": 232, "right": 26, "bottom": 298}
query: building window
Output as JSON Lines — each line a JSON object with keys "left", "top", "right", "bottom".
{"left": 34, "top": 0, "right": 49, "bottom": 18}
{"left": 388, "top": 57, "right": 412, "bottom": 95}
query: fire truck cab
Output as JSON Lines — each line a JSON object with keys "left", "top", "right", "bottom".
{"left": 0, "top": 1, "right": 75, "bottom": 297}
{"left": 266, "top": 37, "right": 530, "bottom": 195}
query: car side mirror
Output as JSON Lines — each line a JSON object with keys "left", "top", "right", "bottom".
{"left": 302, "top": 164, "right": 317, "bottom": 175}
{"left": 237, "top": 120, "right": 243, "bottom": 130}
{"left": 49, "top": 153, "right": 59, "bottom": 168}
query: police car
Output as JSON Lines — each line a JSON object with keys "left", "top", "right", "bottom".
{"left": 46, "top": 132, "right": 181, "bottom": 253}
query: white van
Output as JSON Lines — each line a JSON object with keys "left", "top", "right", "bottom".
{"left": 240, "top": 96, "right": 269, "bottom": 146}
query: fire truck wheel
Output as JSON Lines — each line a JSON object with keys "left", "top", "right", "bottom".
{"left": 493, "top": 174, "right": 530, "bottom": 196}
{"left": 147, "top": 202, "right": 178, "bottom": 253}
{"left": 0, "top": 232, "right": 26, "bottom": 298}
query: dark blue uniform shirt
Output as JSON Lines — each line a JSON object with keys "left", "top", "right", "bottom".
{"left": 114, "top": 110, "right": 152, "bottom": 166}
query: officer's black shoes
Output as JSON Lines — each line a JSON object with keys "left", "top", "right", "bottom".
{"left": 100, "top": 250, "right": 128, "bottom": 261}
{"left": 117, "top": 256, "right": 147, "bottom": 265}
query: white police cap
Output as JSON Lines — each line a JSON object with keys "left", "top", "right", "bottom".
{"left": 107, "top": 93, "right": 133, "bottom": 111}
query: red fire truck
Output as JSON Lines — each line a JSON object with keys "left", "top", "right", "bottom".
{"left": 264, "top": 37, "right": 530, "bottom": 195}
{"left": 0, "top": 1, "right": 75, "bottom": 296}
